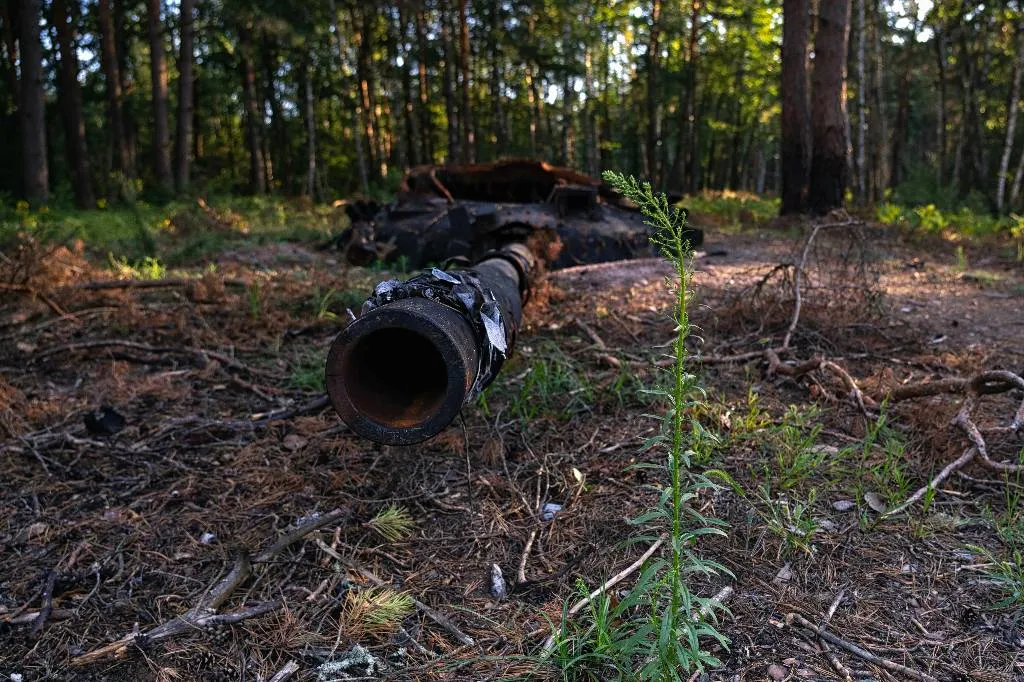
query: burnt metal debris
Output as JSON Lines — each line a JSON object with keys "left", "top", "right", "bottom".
{"left": 325, "top": 243, "right": 534, "bottom": 445}
{"left": 335, "top": 159, "right": 703, "bottom": 269}
{"left": 326, "top": 160, "right": 702, "bottom": 445}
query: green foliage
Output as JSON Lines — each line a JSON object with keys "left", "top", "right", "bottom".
{"left": 546, "top": 172, "right": 730, "bottom": 679}
{"left": 876, "top": 201, "right": 1022, "bottom": 242}
{"left": 366, "top": 505, "right": 416, "bottom": 542}
{"left": 289, "top": 350, "right": 328, "bottom": 393}
{"left": 770, "top": 405, "right": 826, "bottom": 491}
{"left": 509, "top": 344, "right": 594, "bottom": 422}
{"left": 683, "top": 191, "right": 779, "bottom": 229}
{"left": 966, "top": 545, "right": 1024, "bottom": 609}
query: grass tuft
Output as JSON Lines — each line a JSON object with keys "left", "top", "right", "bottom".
{"left": 366, "top": 505, "right": 417, "bottom": 543}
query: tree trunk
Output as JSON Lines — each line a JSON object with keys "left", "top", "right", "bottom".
{"left": 114, "top": 0, "right": 138, "bottom": 176}
{"left": 146, "top": 0, "right": 172, "bottom": 191}
{"left": 934, "top": 23, "right": 947, "bottom": 190}
{"left": 870, "top": 0, "right": 889, "bottom": 200}
{"left": 98, "top": 0, "right": 130, "bottom": 177}
{"left": 889, "top": 17, "right": 916, "bottom": 190}
{"left": 441, "top": 3, "right": 459, "bottom": 161}
{"left": 0, "top": 3, "right": 17, "bottom": 106}
{"left": 329, "top": 0, "right": 368, "bottom": 194}
{"left": 173, "top": 0, "right": 194, "bottom": 193}
{"left": 17, "top": 0, "right": 48, "bottom": 203}
{"left": 526, "top": 64, "right": 539, "bottom": 157}
{"left": 457, "top": 0, "right": 474, "bottom": 162}
{"left": 303, "top": 56, "right": 317, "bottom": 199}
{"left": 52, "top": 0, "right": 94, "bottom": 208}
{"left": 238, "top": 22, "right": 266, "bottom": 194}
{"left": 996, "top": 24, "right": 1023, "bottom": 213}
{"left": 780, "top": 0, "right": 810, "bottom": 214}
{"left": 398, "top": 7, "right": 418, "bottom": 168}
{"left": 415, "top": 3, "right": 432, "bottom": 163}
{"left": 353, "top": 6, "right": 380, "bottom": 180}
{"left": 808, "top": 0, "right": 851, "bottom": 214}
{"left": 855, "top": 0, "right": 866, "bottom": 202}
{"left": 645, "top": 0, "right": 661, "bottom": 184}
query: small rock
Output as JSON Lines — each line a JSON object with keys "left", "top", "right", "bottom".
{"left": 817, "top": 519, "right": 839, "bottom": 533}
{"left": 199, "top": 532, "right": 216, "bottom": 544}
{"left": 951, "top": 549, "right": 974, "bottom": 562}
{"left": 832, "top": 500, "right": 855, "bottom": 512}
{"left": 767, "top": 663, "right": 790, "bottom": 681}
{"left": 774, "top": 563, "right": 793, "bottom": 585}
{"left": 316, "top": 645, "right": 383, "bottom": 680}
{"left": 863, "top": 492, "right": 887, "bottom": 513}
{"left": 809, "top": 444, "right": 840, "bottom": 456}
{"left": 11, "top": 674, "right": 25, "bottom": 682}
{"left": 490, "top": 563, "right": 507, "bottom": 599}
{"left": 283, "top": 433, "right": 308, "bottom": 452}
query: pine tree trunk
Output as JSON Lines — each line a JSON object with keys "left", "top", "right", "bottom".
{"left": 398, "top": 7, "right": 418, "bottom": 168}
{"left": 98, "top": 0, "right": 130, "bottom": 177}
{"left": 645, "top": 0, "right": 662, "bottom": 184}
{"left": 173, "top": 0, "right": 194, "bottom": 193}
{"left": 934, "top": 23, "right": 947, "bottom": 190}
{"left": 457, "top": 0, "right": 474, "bottom": 162}
{"left": 0, "top": 3, "right": 17, "bottom": 105}
{"left": 526, "top": 64, "right": 539, "bottom": 157}
{"left": 415, "top": 4, "right": 433, "bottom": 163}
{"left": 871, "top": 0, "right": 889, "bottom": 200}
{"left": 808, "top": 0, "right": 851, "bottom": 214}
{"left": 441, "top": 3, "right": 459, "bottom": 162}
{"left": 354, "top": 6, "right": 380, "bottom": 179}
{"left": 146, "top": 0, "right": 172, "bottom": 191}
{"left": 52, "top": 0, "right": 94, "bottom": 208}
{"left": 996, "top": 24, "right": 1023, "bottom": 213}
{"left": 856, "top": 0, "right": 866, "bottom": 202}
{"left": 238, "top": 22, "right": 266, "bottom": 194}
{"left": 889, "top": 17, "right": 916, "bottom": 190}
{"left": 304, "top": 57, "right": 317, "bottom": 199}
{"left": 17, "top": 0, "right": 48, "bottom": 203}
{"left": 329, "top": 0, "right": 368, "bottom": 194}
{"left": 780, "top": 0, "right": 810, "bottom": 214}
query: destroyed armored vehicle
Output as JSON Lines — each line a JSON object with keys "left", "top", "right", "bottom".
{"left": 336, "top": 160, "right": 703, "bottom": 269}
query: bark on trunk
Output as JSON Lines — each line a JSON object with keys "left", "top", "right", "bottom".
{"left": 398, "top": 7, "right": 418, "bottom": 168}
{"left": 441, "top": 3, "right": 459, "bottom": 161}
{"left": 329, "top": 0, "right": 368, "bottom": 194}
{"left": 855, "top": 0, "right": 866, "bottom": 202}
{"left": 173, "top": 0, "right": 194, "bottom": 192}
{"left": 780, "top": 0, "right": 810, "bottom": 214}
{"left": 645, "top": 0, "right": 662, "bottom": 185}
{"left": 146, "top": 0, "right": 172, "bottom": 191}
{"left": 353, "top": 6, "right": 380, "bottom": 179}
{"left": 17, "top": 0, "right": 48, "bottom": 203}
{"left": 934, "top": 23, "right": 947, "bottom": 189}
{"left": 304, "top": 57, "right": 317, "bottom": 199}
{"left": 238, "top": 22, "right": 266, "bottom": 194}
{"left": 52, "top": 0, "right": 94, "bottom": 208}
{"left": 415, "top": 4, "right": 432, "bottom": 163}
{"left": 98, "top": 0, "right": 130, "bottom": 176}
{"left": 996, "top": 24, "right": 1023, "bottom": 213}
{"left": 808, "top": 0, "right": 852, "bottom": 214}
{"left": 457, "top": 0, "right": 474, "bottom": 162}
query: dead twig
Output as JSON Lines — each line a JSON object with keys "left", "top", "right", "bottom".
{"left": 266, "top": 661, "right": 300, "bottom": 682}
{"left": 73, "top": 509, "right": 350, "bottom": 665}
{"left": 518, "top": 530, "right": 537, "bottom": 584}
{"left": 32, "top": 339, "right": 273, "bottom": 378}
{"left": 542, "top": 534, "right": 666, "bottom": 651}
{"left": 785, "top": 613, "right": 939, "bottom": 682}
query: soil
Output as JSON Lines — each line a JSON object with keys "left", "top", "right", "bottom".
{"left": 1, "top": 222, "right": 1022, "bottom": 681}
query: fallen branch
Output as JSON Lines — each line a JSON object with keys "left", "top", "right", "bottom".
{"left": 32, "top": 339, "right": 272, "bottom": 378}
{"left": 267, "top": 661, "right": 300, "bottom": 682}
{"left": 785, "top": 612, "right": 939, "bottom": 682}
{"left": 542, "top": 534, "right": 666, "bottom": 651}
{"left": 882, "top": 448, "right": 979, "bottom": 519}
{"left": 73, "top": 509, "right": 350, "bottom": 666}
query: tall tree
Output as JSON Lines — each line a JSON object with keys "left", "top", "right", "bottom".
{"left": 415, "top": 3, "right": 433, "bottom": 163}
{"left": 997, "top": 22, "right": 1023, "bottom": 213}
{"left": 645, "top": 0, "right": 661, "bottom": 185}
{"left": 780, "top": 0, "right": 810, "bottom": 214}
{"left": 17, "top": 0, "right": 48, "bottom": 203}
{"left": 855, "top": 0, "right": 866, "bottom": 202}
{"left": 97, "top": 0, "right": 130, "bottom": 176}
{"left": 146, "top": 0, "right": 172, "bottom": 191}
{"left": 52, "top": 0, "right": 94, "bottom": 208}
{"left": 174, "top": 0, "right": 195, "bottom": 192}
{"left": 238, "top": 21, "right": 266, "bottom": 194}
{"left": 808, "top": 0, "right": 852, "bottom": 214}
{"left": 457, "top": 0, "right": 474, "bottom": 162}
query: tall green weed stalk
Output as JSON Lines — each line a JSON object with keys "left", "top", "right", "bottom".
{"left": 548, "top": 173, "right": 730, "bottom": 680}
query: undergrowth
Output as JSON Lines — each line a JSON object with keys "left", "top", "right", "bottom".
{"left": 545, "top": 172, "right": 730, "bottom": 680}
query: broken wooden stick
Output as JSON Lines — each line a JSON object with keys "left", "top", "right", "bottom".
{"left": 785, "top": 612, "right": 939, "bottom": 682}
{"left": 542, "top": 534, "right": 666, "bottom": 651}
{"left": 72, "top": 509, "right": 350, "bottom": 666}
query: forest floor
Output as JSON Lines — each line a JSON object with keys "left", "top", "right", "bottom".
{"left": 0, "top": 211, "right": 1022, "bottom": 681}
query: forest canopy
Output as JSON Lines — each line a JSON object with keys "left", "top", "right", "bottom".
{"left": 0, "top": 0, "right": 1022, "bottom": 219}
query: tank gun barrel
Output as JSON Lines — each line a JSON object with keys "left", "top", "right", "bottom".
{"left": 325, "top": 243, "right": 535, "bottom": 445}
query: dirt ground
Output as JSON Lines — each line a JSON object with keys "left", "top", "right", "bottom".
{"left": 1, "top": 220, "right": 1022, "bottom": 681}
